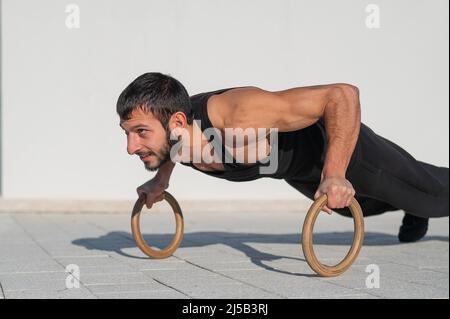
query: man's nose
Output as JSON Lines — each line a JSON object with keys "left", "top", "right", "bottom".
{"left": 127, "top": 134, "right": 140, "bottom": 155}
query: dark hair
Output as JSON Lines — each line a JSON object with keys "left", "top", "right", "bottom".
{"left": 116, "top": 72, "right": 192, "bottom": 127}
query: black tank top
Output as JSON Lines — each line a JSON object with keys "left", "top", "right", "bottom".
{"left": 180, "top": 87, "right": 328, "bottom": 182}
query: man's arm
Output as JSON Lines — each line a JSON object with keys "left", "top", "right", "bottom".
{"left": 311, "top": 85, "right": 360, "bottom": 212}
{"left": 137, "top": 160, "right": 175, "bottom": 208}
{"left": 210, "top": 84, "right": 361, "bottom": 212}
{"left": 154, "top": 160, "right": 176, "bottom": 186}
{"left": 317, "top": 86, "right": 361, "bottom": 178}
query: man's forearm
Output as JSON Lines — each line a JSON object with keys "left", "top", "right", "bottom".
{"left": 154, "top": 160, "right": 175, "bottom": 183}
{"left": 321, "top": 86, "right": 361, "bottom": 179}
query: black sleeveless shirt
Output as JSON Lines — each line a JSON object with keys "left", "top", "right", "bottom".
{"left": 180, "top": 87, "right": 328, "bottom": 182}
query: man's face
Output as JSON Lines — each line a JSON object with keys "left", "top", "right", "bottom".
{"left": 120, "top": 108, "right": 171, "bottom": 171}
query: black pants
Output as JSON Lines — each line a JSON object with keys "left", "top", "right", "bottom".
{"left": 285, "top": 123, "right": 449, "bottom": 218}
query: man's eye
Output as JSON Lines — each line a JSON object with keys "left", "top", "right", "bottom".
{"left": 137, "top": 129, "right": 147, "bottom": 135}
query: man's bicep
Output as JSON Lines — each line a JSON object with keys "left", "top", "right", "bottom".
{"left": 218, "top": 85, "right": 331, "bottom": 131}
{"left": 273, "top": 85, "right": 334, "bottom": 125}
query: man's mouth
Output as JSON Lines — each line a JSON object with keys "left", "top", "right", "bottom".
{"left": 138, "top": 152, "right": 153, "bottom": 161}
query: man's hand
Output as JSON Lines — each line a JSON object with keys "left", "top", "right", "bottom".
{"left": 136, "top": 160, "right": 175, "bottom": 209}
{"left": 314, "top": 176, "right": 356, "bottom": 214}
{"left": 137, "top": 177, "right": 169, "bottom": 209}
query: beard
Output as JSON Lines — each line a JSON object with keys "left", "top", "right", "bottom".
{"left": 143, "top": 127, "right": 176, "bottom": 172}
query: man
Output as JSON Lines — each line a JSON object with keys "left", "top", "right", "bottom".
{"left": 117, "top": 72, "right": 449, "bottom": 243}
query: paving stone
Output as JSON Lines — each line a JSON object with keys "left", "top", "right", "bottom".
{"left": 0, "top": 210, "right": 446, "bottom": 298}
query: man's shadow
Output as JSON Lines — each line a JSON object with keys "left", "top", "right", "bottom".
{"left": 72, "top": 231, "right": 448, "bottom": 277}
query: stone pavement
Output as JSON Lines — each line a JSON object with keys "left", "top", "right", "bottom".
{"left": 0, "top": 199, "right": 448, "bottom": 299}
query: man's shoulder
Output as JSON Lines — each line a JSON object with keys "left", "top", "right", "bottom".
{"left": 190, "top": 86, "right": 269, "bottom": 130}
{"left": 189, "top": 86, "right": 258, "bottom": 99}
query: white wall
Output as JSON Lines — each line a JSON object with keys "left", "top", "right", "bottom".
{"left": 2, "top": 0, "right": 448, "bottom": 200}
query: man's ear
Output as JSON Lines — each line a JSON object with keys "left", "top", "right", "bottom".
{"left": 168, "top": 111, "right": 188, "bottom": 130}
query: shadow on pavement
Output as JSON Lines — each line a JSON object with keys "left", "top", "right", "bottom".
{"left": 72, "top": 231, "right": 448, "bottom": 277}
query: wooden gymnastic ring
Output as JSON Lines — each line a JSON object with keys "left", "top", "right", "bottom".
{"left": 302, "top": 194, "right": 364, "bottom": 277}
{"left": 131, "top": 191, "right": 184, "bottom": 259}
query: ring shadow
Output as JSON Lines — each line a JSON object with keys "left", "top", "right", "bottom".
{"left": 72, "top": 231, "right": 448, "bottom": 277}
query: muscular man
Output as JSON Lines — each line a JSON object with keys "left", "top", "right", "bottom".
{"left": 117, "top": 72, "right": 449, "bottom": 243}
